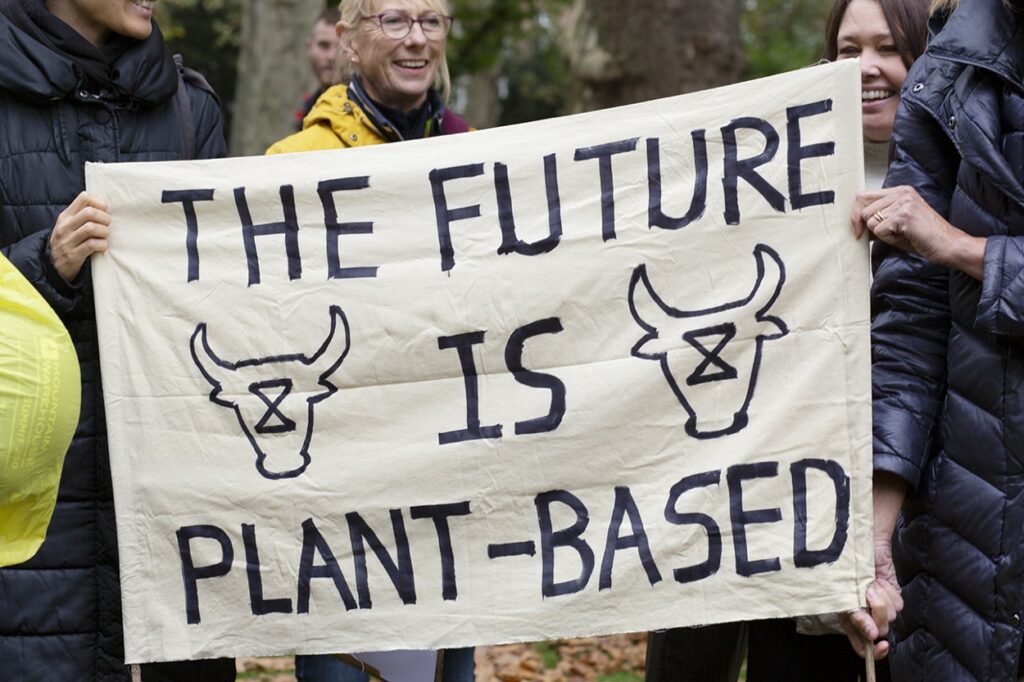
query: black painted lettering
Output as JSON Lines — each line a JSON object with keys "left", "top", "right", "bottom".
{"left": 647, "top": 133, "right": 708, "bottom": 230}
{"left": 488, "top": 541, "right": 536, "bottom": 558}
{"left": 176, "top": 524, "right": 234, "bottom": 625}
{"left": 536, "top": 490, "right": 595, "bottom": 597}
{"left": 665, "top": 470, "right": 723, "bottom": 584}
{"left": 599, "top": 486, "right": 662, "bottom": 590}
{"left": 242, "top": 523, "right": 293, "bottom": 615}
{"left": 574, "top": 138, "right": 641, "bottom": 241}
{"left": 504, "top": 317, "right": 566, "bottom": 435}
{"left": 437, "top": 331, "right": 503, "bottom": 444}
{"left": 317, "top": 177, "right": 377, "bottom": 279}
{"left": 727, "top": 462, "right": 782, "bottom": 577}
{"left": 787, "top": 100, "right": 836, "bottom": 210}
{"left": 235, "top": 185, "right": 302, "bottom": 286}
{"left": 297, "top": 518, "right": 357, "bottom": 614}
{"left": 495, "top": 154, "right": 562, "bottom": 257}
{"left": 430, "top": 164, "right": 485, "bottom": 272}
{"left": 792, "top": 459, "right": 850, "bottom": 568}
{"left": 162, "top": 189, "right": 215, "bottom": 282}
{"left": 721, "top": 118, "right": 786, "bottom": 224}
{"left": 346, "top": 510, "right": 417, "bottom": 609}
{"left": 410, "top": 502, "right": 472, "bottom": 601}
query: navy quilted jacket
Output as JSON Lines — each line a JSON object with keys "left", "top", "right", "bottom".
{"left": 873, "top": 1, "right": 1024, "bottom": 680}
{"left": 0, "top": 6, "right": 225, "bottom": 680}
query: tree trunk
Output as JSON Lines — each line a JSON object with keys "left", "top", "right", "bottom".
{"left": 564, "top": 0, "right": 745, "bottom": 112}
{"left": 457, "top": 67, "right": 502, "bottom": 130}
{"left": 230, "top": 0, "right": 323, "bottom": 156}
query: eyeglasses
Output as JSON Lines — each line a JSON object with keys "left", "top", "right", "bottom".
{"left": 363, "top": 11, "right": 453, "bottom": 40}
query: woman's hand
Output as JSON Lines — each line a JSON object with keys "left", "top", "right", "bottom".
{"left": 840, "top": 541, "right": 903, "bottom": 659}
{"left": 48, "top": 191, "right": 110, "bottom": 282}
{"left": 839, "top": 472, "right": 907, "bottom": 659}
{"left": 851, "top": 186, "right": 986, "bottom": 280}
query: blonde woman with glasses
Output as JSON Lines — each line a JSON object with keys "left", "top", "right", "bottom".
{"left": 268, "top": 2, "right": 472, "bottom": 681}
{"left": 268, "top": 0, "right": 469, "bottom": 155}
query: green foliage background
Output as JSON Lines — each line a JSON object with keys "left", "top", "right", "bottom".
{"left": 742, "top": 0, "right": 830, "bottom": 78}
{"left": 157, "top": 0, "right": 831, "bottom": 135}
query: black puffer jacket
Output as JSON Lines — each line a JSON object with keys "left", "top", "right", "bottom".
{"left": 0, "top": 4, "right": 225, "bottom": 680}
{"left": 873, "top": 1, "right": 1024, "bottom": 680}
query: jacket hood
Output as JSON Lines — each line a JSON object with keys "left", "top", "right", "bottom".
{"left": 305, "top": 84, "right": 381, "bottom": 141}
{"left": 304, "top": 81, "right": 455, "bottom": 144}
{"left": 0, "top": 6, "right": 177, "bottom": 106}
{"left": 928, "top": 0, "right": 1024, "bottom": 90}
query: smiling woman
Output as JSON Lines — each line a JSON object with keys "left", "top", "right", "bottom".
{"left": 342, "top": 3, "right": 449, "bottom": 111}
{"left": 266, "top": 1, "right": 472, "bottom": 680}
{"left": 0, "top": 0, "right": 228, "bottom": 680}
{"left": 645, "top": 2, "right": 932, "bottom": 680}
{"left": 267, "top": 0, "right": 469, "bottom": 154}
{"left": 734, "top": 1, "right": 930, "bottom": 678}
{"left": 821, "top": 0, "right": 929, "bottom": 188}
{"left": 46, "top": 0, "right": 156, "bottom": 46}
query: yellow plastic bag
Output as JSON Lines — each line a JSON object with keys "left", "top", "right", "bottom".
{"left": 0, "top": 252, "right": 80, "bottom": 567}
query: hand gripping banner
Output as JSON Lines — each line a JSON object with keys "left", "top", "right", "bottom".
{"left": 88, "top": 60, "right": 872, "bottom": 663}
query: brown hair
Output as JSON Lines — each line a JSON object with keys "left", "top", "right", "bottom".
{"left": 823, "top": 0, "right": 931, "bottom": 69}
{"left": 314, "top": 6, "right": 341, "bottom": 29}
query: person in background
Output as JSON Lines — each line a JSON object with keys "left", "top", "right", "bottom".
{"left": 295, "top": 6, "right": 341, "bottom": 130}
{"left": 269, "top": 1, "right": 472, "bottom": 680}
{"left": 843, "top": 0, "right": 1024, "bottom": 679}
{"left": 822, "top": 0, "right": 929, "bottom": 189}
{"left": 0, "top": 0, "right": 229, "bottom": 679}
{"left": 742, "top": 2, "right": 928, "bottom": 679}
{"left": 644, "top": 1, "right": 929, "bottom": 680}
{"left": 269, "top": 0, "right": 469, "bottom": 156}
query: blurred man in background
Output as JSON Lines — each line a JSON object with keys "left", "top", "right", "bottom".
{"left": 294, "top": 6, "right": 340, "bottom": 130}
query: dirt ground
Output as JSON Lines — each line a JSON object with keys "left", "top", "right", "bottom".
{"left": 236, "top": 633, "right": 647, "bottom": 681}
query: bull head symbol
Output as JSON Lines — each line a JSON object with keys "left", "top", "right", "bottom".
{"left": 628, "top": 244, "right": 787, "bottom": 439}
{"left": 190, "top": 305, "right": 351, "bottom": 480}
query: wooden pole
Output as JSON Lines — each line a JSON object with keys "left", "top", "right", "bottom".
{"left": 865, "top": 639, "right": 876, "bottom": 682}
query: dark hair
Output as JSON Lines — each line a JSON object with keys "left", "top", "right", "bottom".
{"left": 822, "top": 0, "right": 930, "bottom": 69}
{"left": 314, "top": 6, "right": 341, "bottom": 27}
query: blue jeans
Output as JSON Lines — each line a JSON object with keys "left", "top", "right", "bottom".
{"left": 440, "top": 647, "right": 475, "bottom": 682}
{"left": 294, "top": 649, "right": 474, "bottom": 682}
{"left": 295, "top": 654, "right": 369, "bottom": 682}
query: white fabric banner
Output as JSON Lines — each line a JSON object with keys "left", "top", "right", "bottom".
{"left": 89, "top": 60, "right": 872, "bottom": 664}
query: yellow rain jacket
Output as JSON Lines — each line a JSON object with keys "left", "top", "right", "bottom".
{"left": 0, "top": 253, "right": 80, "bottom": 567}
{"left": 268, "top": 84, "right": 389, "bottom": 154}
